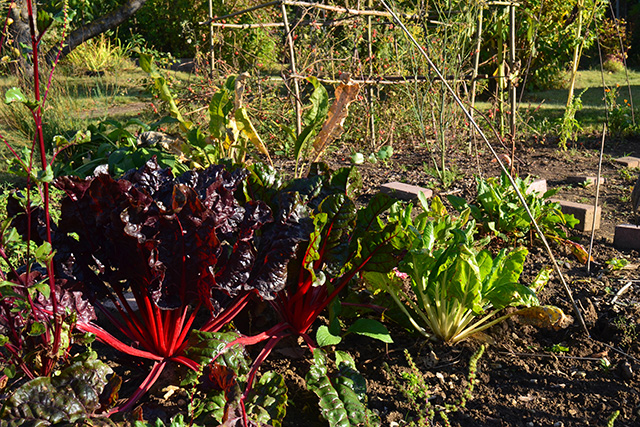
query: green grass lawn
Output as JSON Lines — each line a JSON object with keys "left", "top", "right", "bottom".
{"left": 519, "top": 68, "right": 640, "bottom": 130}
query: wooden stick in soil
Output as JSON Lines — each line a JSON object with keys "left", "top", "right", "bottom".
{"left": 367, "top": 0, "right": 376, "bottom": 148}
{"left": 509, "top": 2, "right": 517, "bottom": 175}
{"left": 281, "top": 2, "right": 302, "bottom": 136}
{"left": 587, "top": 126, "right": 606, "bottom": 274}
{"left": 378, "top": 0, "right": 590, "bottom": 337}
{"left": 469, "top": 6, "right": 483, "bottom": 153}
{"left": 607, "top": 1, "right": 635, "bottom": 124}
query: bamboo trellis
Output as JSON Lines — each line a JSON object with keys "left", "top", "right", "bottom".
{"left": 200, "top": 0, "right": 520, "bottom": 146}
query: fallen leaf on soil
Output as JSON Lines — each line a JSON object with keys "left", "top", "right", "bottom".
{"left": 514, "top": 305, "right": 573, "bottom": 329}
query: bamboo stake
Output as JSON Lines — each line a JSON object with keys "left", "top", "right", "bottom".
{"left": 509, "top": 2, "right": 517, "bottom": 174}
{"left": 281, "top": 2, "right": 302, "bottom": 136}
{"left": 367, "top": 0, "right": 376, "bottom": 148}
{"left": 566, "top": 0, "right": 584, "bottom": 110}
{"left": 208, "top": 22, "right": 285, "bottom": 29}
{"left": 587, "top": 125, "right": 606, "bottom": 274}
{"left": 208, "top": 0, "right": 215, "bottom": 75}
{"left": 607, "top": 1, "right": 635, "bottom": 124}
{"left": 469, "top": 6, "right": 483, "bottom": 152}
{"left": 289, "top": 73, "right": 500, "bottom": 85}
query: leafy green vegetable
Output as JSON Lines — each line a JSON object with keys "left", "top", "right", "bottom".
{"left": 367, "top": 196, "right": 564, "bottom": 343}
{"left": 0, "top": 352, "right": 117, "bottom": 426}
{"left": 306, "top": 349, "right": 380, "bottom": 427}
{"left": 448, "top": 171, "right": 578, "bottom": 246}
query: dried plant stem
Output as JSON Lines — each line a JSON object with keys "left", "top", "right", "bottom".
{"left": 379, "top": 0, "right": 590, "bottom": 337}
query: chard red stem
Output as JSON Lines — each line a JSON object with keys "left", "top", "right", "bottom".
{"left": 93, "top": 300, "right": 140, "bottom": 343}
{"left": 25, "top": 0, "right": 61, "bottom": 368}
{"left": 172, "top": 307, "right": 199, "bottom": 355}
{"left": 115, "top": 360, "right": 167, "bottom": 414}
{"left": 141, "top": 292, "right": 161, "bottom": 353}
{"left": 200, "top": 292, "right": 251, "bottom": 333}
{"left": 170, "top": 355, "right": 200, "bottom": 371}
{"left": 111, "top": 289, "right": 152, "bottom": 347}
{"left": 2, "top": 342, "right": 35, "bottom": 380}
{"left": 241, "top": 333, "right": 285, "bottom": 399}
{"left": 75, "top": 321, "right": 164, "bottom": 361}
{"left": 152, "top": 302, "right": 167, "bottom": 355}
{"left": 164, "top": 307, "right": 178, "bottom": 354}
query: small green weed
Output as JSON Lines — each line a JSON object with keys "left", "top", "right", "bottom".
{"left": 423, "top": 161, "right": 463, "bottom": 190}
{"left": 385, "top": 346, "right": 484, "bottom": 426}
{"left": 558, "top": 89, "right": 587, "bottom": 150}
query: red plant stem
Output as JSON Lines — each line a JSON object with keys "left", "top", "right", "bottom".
{"left": 25, "top": 0, "right": 61, "bottom": 374}
{"left": 300, "top": 332, "right": 316, "bottom": 352}
{"left": 41, "top": 3, "right": 69, "bottom": 107}
{"left": 75, "top": 321, "right": 164, "bottom": 361}
{"left": 200, "top": 291, "right": 252, "bottom": 333}
{"left": 228, "top": 323, "right": 290, "bottom": 350}
{"left": 109, "top": 290, "right": 151, "bottom": 346}
{"left": 241, "top": 333, "right": 286, "bottom": 400}
{"left": 163, "top": 307, "right": 176, "bottom": 353}
{"left": 152, "top": 302, "right": 167, "bottom": 355}
{"left": 140, "top": 293, "right": 161, "bottom": 353}
{"left": 170, "top": 355, "right": 200, "bottom": 371}
{"left": 114, "top": 360, "right": 167, "bottom": 414}
{"left": 171, "top": 306, "right": 199, "bottom": 355}
{"left": 2, "top": 342, "right": 35, "bottom": 380}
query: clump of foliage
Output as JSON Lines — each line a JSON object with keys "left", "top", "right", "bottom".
{"left": 366, "top": 194, "right": 567, "bottom": 343}
{"left": 0, "top": 351, "right": 119, "bottom": 426}
{"left": 305, "top": 348, "right": 380, "bottom": 426}
{"left": 448, "top": 171, "right": 578, "bottom": 246}
{"left": 182, "top": 331, "right": 287, "bottom": 426}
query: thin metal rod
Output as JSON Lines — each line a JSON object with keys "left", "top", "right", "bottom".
{"left": 587, "top": 126, "right": 606, "bottom": 273}
{"left": 378, "top": 0, "right": 590, "bottom": 337}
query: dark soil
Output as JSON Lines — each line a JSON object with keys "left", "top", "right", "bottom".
{"left": 125, "top": 136, "right": 640, "bottom": 426}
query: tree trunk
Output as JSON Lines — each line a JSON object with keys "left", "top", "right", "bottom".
{"left": 45, "top": 0, "right": 149, "bottom": 64}
{"left": 8, "top": 0, "right": 36, "bottom": 76}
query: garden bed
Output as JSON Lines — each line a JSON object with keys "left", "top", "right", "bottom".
{"left": 107, "top": 136, "right": 640, "bottom": 427}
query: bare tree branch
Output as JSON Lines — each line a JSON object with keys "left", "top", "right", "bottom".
{"left": 45, "top": 0, "right": 149, "bottom": 63}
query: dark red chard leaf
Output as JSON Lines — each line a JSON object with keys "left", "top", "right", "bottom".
{"left": 34, "top": 278, "right": 97, "bottom": 325}
{"left": 249, "top": 192, "right": 313, "bottom": 300}
{"left": 55, "top": 157, "right": 269, "bottom": 312}
{"left": 315, "top": 193, "right": 357, "bottom": 276}
{"left": 215, "top": 201, "right": 273, "bottom": 295}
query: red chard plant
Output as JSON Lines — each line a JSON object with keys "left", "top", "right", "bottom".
{"left": 225, "top": 163, "right": 406, "bottom": 400}
{"left": 7, "top": 157, "right": 303, "bottom": 410}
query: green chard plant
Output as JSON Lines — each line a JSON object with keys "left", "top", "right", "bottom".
{"left": 448, "top": 171, "right": 579, "bottom": 248}
{"left": 366, "top": 194, "right": 567, "bottom": 343}
{"left": 138, "top": 54, "right": 272, "bottom": 168}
